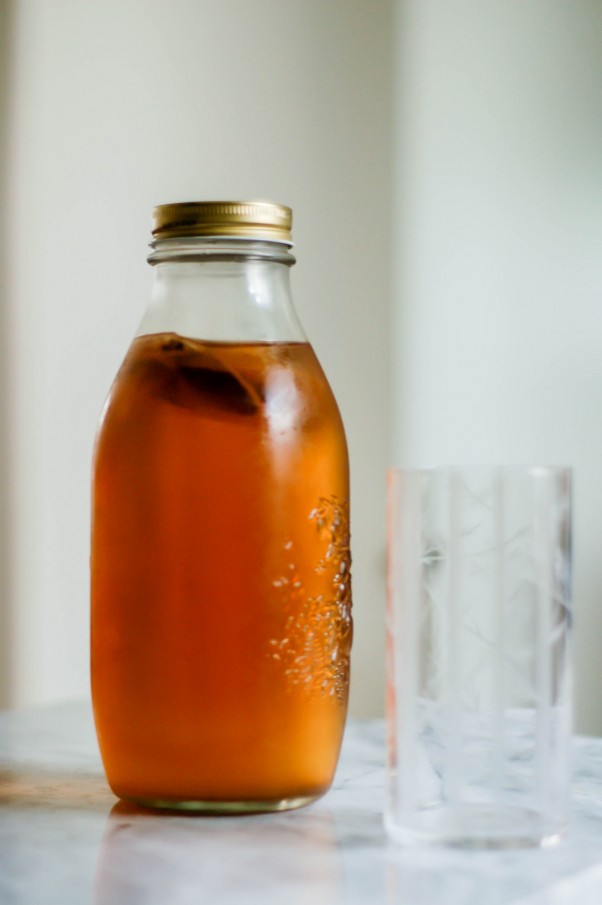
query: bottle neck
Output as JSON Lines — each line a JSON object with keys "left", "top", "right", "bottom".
{"left": 139, "top": 238, "right": 306, "bottom": 344}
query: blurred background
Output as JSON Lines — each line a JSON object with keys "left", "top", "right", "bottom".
{"left": 0, "top": 0, "right": 601, "bottom": 734}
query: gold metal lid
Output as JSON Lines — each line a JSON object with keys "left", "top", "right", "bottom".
{"left": 152, "top": 201, "right": 292, "bottom": 244}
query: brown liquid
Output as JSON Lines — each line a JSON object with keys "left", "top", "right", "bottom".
{"left": 91, "top": 333, "right": 351, "bottom": 807}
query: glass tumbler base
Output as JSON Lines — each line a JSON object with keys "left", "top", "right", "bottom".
{"left": 386, "top": 804, "right": 566, "bottom": 849}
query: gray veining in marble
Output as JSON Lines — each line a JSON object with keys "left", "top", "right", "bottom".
{"left": 1, "top": 703, "right": 602, "bottom": 904}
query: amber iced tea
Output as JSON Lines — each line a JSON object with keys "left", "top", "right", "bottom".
{"left": 91, "top": 332, "right": 351, "bottom": 807}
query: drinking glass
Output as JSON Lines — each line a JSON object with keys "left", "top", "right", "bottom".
{"left": 386, "top": 466, "right": 572, "bottom": 847}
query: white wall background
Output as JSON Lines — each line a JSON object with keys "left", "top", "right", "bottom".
{"left": 1, "top": 0, "right": 393, "bottom": 715}
{"left": 394, "top": 1, "right": 602, "bottom": 734}
{"left": 2, "top": 0, "right": 602, "bottom": 735}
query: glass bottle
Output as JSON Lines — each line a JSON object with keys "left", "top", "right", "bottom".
{"left": 91, "top": 201, "right": 352, "bottom": 812}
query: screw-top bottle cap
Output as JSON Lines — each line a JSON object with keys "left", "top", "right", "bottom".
{"left": 152, "top": 201, "right": 293, "bottom": 244}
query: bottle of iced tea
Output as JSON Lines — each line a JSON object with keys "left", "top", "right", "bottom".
{"left": 91, "top": 201, "right": 352, "bottom": 812}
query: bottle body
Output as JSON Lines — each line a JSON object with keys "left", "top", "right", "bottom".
{"left": 91, "top": 210, "right": 351, "bottom": 811}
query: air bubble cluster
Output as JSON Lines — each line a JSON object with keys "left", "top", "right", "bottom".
{"left": 267, "top": 496, "right": 352, "bottom": 701}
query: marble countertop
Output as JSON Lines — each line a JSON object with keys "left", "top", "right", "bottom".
{"left": 1, "top": 704, "right": 602, "bottom": 904}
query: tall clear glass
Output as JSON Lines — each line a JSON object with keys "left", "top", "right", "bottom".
{"left": 386, "top": 466, "right": 572, "bottom": 847}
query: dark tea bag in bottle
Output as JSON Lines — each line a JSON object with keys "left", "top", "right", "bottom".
{"left": 146, "top": 334, "right": 263, "bottom": 417}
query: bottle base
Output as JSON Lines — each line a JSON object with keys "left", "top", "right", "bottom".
{"left": 124, "top": 792, "right": 322, "bottom": 815}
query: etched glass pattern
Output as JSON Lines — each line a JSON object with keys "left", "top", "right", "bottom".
{"left": 386, "top": 466, "right": 572, "bottom": 847}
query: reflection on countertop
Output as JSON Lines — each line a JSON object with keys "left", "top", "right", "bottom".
{"left": 2, "top": 704, "right": 602, "bottom": 905}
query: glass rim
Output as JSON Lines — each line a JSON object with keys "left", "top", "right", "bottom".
{"left": 388, "top": 464, "right": 572, "bottom": 479}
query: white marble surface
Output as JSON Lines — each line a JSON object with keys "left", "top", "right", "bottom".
{"left": 1, "top": 704, "right": 602, "bottom": 904}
